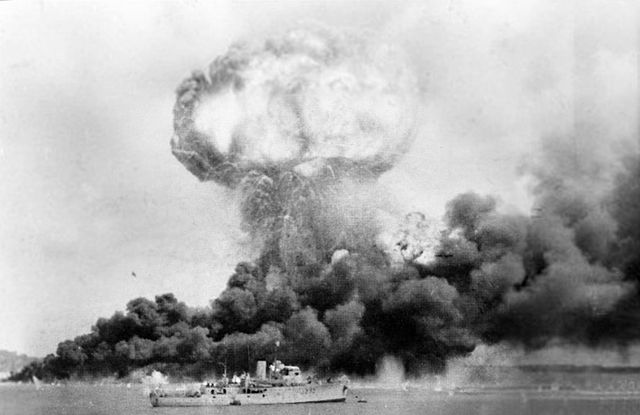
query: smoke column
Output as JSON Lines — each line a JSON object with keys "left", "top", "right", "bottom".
{"left": 169, "top": 19, "right": 640, "bottom": 377}
{"left": 171, "top": 25, "right": 421, "bottom": 277}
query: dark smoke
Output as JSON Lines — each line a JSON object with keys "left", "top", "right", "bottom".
{"left": 420, "top": 140, "right": 636, "bottom": 350}
{"left": 609, "top": 156, "right": 640, "bottom": 280}
{"left": 203, "top": 147, "right": 638, "bottom": 376}
{"left": 14, "top": 18, "right": 639, "bottom": 382}
{"left": 163, "top": 27, "right": 640, "bottom": 376}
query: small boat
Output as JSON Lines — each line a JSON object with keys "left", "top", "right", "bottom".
{"left": 149, "top": 360, "right": 348, "bottom": 407}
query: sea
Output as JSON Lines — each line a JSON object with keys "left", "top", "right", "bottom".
{"left": 4, "top": 368, "right": 640, "bottom": 415}
{"left": 2, "top": 386, "right": 640, "bottom": 415}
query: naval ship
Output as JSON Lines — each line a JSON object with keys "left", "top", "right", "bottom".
{"left": 149, "top": 360, "right": 348, "bottom": 407}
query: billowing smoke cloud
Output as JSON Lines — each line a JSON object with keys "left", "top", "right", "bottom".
{"left": 172, "top": 25, "right": 418, "bottom": 271}
{"left": 167, "top": 9, "right": 639, "bottom": 377}
{"left": 171, "top": 26, "right": 417, "bottom": 187}
{"left": 12, "top": 2, "right": 638, "bottom": 384}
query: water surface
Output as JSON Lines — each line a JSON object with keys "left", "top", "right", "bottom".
{"left": 3, "top": 383, "right": 640, "bottom": 415}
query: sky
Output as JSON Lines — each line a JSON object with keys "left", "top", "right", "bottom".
{"left": 0, "top": 0, "right": 637, "bottom": 357}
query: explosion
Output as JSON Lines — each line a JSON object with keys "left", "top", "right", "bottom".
{"left": 171, "top": 26, "right": 420, "bottom": 274}
{"left": 168, "top": 27, "right": 640, "bottom": 376}
{"left": 171, "top": 26, "right": 417, "bottom": 186}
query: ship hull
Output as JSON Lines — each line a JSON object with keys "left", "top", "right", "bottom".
{"left": 150, "top": 383, "right": 348, "bottom": 407}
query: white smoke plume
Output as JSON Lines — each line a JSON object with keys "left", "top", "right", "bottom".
{"left": 172, "top": 26, "right": 418, "bottom": 186}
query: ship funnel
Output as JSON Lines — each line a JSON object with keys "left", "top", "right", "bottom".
{"left": 256, "top": 360, "right": 267, "bottom": 380}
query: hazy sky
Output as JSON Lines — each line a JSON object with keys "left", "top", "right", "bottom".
{"left": 0, "top": 0, "right": 636, "bottom": 356}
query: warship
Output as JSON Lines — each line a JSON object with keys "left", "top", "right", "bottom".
{"left": 149, "top": 360, "right": 348, "bottom": 407}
